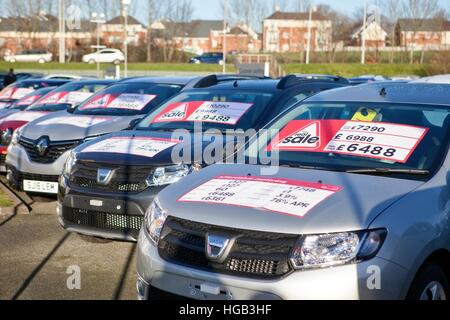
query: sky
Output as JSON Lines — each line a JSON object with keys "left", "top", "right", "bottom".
{"left": 186, "top": 0, "right": 449, "bottom": 20}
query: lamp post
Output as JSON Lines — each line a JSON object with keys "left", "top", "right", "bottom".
{"left": 91, "top": 12, "right": 106, "bottom": 78}
{"left": 305, "top": 4, "right": 316, "bottom": 65}
{"left": 361, "top": 0, "right": 367, "bottom": 65}
{"left": 122, "top": 0, "right": 132, "bottom": 78}
{"left": 222, "top": 0, "right": 228, "bottom": 74}
{"left": 59, "top": 0, "right": 66, "bottom": 63}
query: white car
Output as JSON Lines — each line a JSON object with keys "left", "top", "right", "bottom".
{"left": 82, "top": 49, "right": 125, "bottom": 65}
{"left": 412, "top": 74, "right": 450, "bottom": 84}
{"left": 41, "top": 74, "right": 84, "bottom": 80}
{"left": 5, "top": 50, "right": 53, "bottom": 63}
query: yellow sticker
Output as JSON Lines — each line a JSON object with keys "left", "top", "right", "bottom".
{"left": 352, "top": 107, "right": 378, "bottom": 122}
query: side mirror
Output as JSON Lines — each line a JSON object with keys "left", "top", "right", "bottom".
{"left": 127, "top": 118, "right": 142, "bottom": 130}
{"left": 66, "top": 104, "right": 77, "bottom": 113}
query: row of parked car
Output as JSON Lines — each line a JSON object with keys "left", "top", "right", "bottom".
{"left": 0, "top": 73, "right": 449, "bottom": 300}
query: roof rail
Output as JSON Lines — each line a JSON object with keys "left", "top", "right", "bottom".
{"left": 277, "top": 75, "right": 299, "bottom": 89}
{"left": 184, "top": 74, "right": 271, "bottom": 90}
{"left": 293, "top": 74, "right": 349, "bottom": 84}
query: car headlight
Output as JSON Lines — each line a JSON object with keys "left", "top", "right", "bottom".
{"left": 10, "top": 129, "right": 21, "bottom": 146}
{"left": 147, "top": 164, "right": 191, "bottom": 187}
{"left": 63, "top": 151, "right": 77, "bottom": 177}
{"left": 1, "top": 128, "right": 14, "bottom": 145}
{"left": 289, "top": 229, "right": 387, "bottom": 270}
{"left": 144, "top": 200, "right": 167, "bottom": 245}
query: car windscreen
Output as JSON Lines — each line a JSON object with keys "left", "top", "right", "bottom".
{"left": 136, "top": 90, "right": 274, "bottom": 132}
{"left": 11, "top": 88, "right": 56, "bottom": 110}
{"left": 27, "top": 83, "right": 110, "bottom": 112}
{"left": 246, "top": 102, "right": 450, "bottom": 178}
{"left": 74, "top": 83, "right": 182, "bottom": 116}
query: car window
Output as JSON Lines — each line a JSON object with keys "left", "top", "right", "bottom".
{"left": 74, "top": 83, "right": 182, "bottom": 116}
{"left": 27, "top": 83, "right": 110, "bottom": 111}
{"left": 246, "top": 102, "right": 450, "bottom": 179}
{"left": 137, "top": 90, "right": 274, "bottom": 132}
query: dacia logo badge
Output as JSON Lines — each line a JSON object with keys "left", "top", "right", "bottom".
{"left": 206, "top": 233, "right": 232, "bottom": 263}
{"left": 36, "top": 136, "right": 50, "bottom": 156}
{"left": 97, "top": 168, "right": 114, "bottom": 185}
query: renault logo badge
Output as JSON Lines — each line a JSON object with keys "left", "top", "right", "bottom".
{"left": 206, "top": 233, "right": 233, "bottom": 263}
{"left": 36, "top": 136, "right": 50, "bottom": 156}
{"left": 97, "top": 168, "right": 114, "bottom": 185}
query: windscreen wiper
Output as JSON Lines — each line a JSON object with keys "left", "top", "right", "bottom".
{"left": 346, "top": 168, "right": 430, "bottom": 175}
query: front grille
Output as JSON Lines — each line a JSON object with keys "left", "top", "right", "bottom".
{"left": 19, "top": 137, "right": 79, "bottom": 164}
{"left": 70, "top": 161, "right": 152, "bottom": 193}
{"left": 158, "top": 217, "right": 298, "bottom": 279}
{"left": 63, "top": 207, "right": 143, "bottom": 236}
{"left": 0, "top": 154, "right": 6, "bottom": 165}
{"left": 19, "top": 172, "right": 59, "bottom": 182}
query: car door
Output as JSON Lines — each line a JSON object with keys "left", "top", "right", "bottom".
{"left": 100, "top": 50, "right": 115, "bottom": 63}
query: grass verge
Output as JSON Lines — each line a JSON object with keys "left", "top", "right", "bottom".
{"left": 0, "top": 188, "right": 14, "bottom": 208}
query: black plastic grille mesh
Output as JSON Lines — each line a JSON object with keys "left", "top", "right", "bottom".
{"left": 158, "top": 216, "right": 298, "bottom": 279}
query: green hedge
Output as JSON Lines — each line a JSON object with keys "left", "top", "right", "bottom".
{"left": 282, "top": 63, "right": 431, "bottom": 77}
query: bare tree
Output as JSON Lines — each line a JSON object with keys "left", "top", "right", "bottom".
{"left": 145, "top": 0, "right": 162, "bottom": 62}
{"left": 383, "top": 0, "right": 404, "bottom": 63}
{"left": 402, "top": 0, "right": 440, "bottom": 64}
{"left": 291, "top": 0, "right": 311, "bottom": 12}
{"left": 228, "top": 0, "right": 268, "bottom": 32}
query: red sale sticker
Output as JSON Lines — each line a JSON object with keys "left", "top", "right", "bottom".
{"left": 178, "top": 175, "right": 342, "bottom": 218}
{"left": 269, "top": 120, "right": 428, "bottom": 163}
{"left": 152, "top": 101, "right": 254, "bottom": 125}
{"left": 16, "top": 95, "right": 42, "bottom": 106}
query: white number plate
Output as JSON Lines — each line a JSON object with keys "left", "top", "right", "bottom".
{"left": 23, "top": 180, "right": 58, "bottom": 194}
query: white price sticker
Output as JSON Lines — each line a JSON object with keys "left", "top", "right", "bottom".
{"left": 12, "top": 88, "right": 35, "bottom": 99}
{"left": 2, "top": 111, "right": 48, "bottom": 122}
{"left": 178, "top": 175, "right": 342, "bottom": 218}
{"left": 187, "top": 101, "right": 253, "bottom": 125}
{"left": 324, "top": 121, "right": 428, "bottom": 163}
{"left": 37, "top": 116, "right": 111, "bottom": 128}
{"left": 107, "top": 94, "right": 156, "bottom": 111}
{"left": 82, "top": 136, "right": 180, "bottom": 158}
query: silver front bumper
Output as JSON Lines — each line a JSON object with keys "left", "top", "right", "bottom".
{"left": 136, "top": 229, "right": 409, "bottom": 300}
{"left": 6, "top": 143, "right": 70, "bottom": 176}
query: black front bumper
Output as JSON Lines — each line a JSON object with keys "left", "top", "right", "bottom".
{"left": 58, "top": 176, "right": 165, "bottom": 242}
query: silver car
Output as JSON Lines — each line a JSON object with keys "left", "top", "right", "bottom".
{"left": 136, "top": 82, "right": 450, "bottom": 300}
{"left": 5, "top": 77, "right": 194, "bottom": 195}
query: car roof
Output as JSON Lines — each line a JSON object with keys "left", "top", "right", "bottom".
{"left": 305, "top": 82, "right": 450, "bottom": 106}
{"left": 66, "top": 79, "right": 117, "bottom": 85}
{"left": 17, "top": 79, "right": 71, "bottom": 85}
{"left": 120, "top": 76, "right": 198, "bottom": 86}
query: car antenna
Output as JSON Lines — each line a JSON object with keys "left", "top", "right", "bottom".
{"left": 380, "top": 87, "right": 387, "bottom": 97}
{"left": 233, "top": 80, "right": 238, "bottom": 87}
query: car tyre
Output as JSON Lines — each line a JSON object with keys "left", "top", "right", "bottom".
{"left": 78, "top": 234, "right": 113, "bottom": 244}
{"left": 88, "top": 59, "right": 96, "bottom": 64}
{"left": 8, "top": 58, "right": 16, "bottom": 63}
{"left": 38, "top": 58, "right": 46, "bottom": 64}
{"left": 113, "top": 59, "right": 121, "bottom": 65}
{"left": 407, "top": 262, "right": 449, "bottom": 300}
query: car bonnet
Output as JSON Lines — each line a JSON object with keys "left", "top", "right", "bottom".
{"left": 156, "top": 163, "right": 424, "bottom": 235}
{"left": 19, "top": 111, "right": 140, "bottom": 141}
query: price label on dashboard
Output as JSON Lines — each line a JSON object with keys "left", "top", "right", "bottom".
{"left": 269, "top": 120, "right": 428, "bottom": 163}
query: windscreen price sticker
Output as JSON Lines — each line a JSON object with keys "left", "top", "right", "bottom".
{"left": 153, "top": 101, "right": 254, "bottom": 125}
{"left": 269, "top": 120, "right": 428, "bottom": 163}
{"left": 178, "top": 175, "right": 342, "bottom": 218}
{"left": 107, "top": 94, "right": 156, "bottom": 111}
{"left": 82, "top": 136, "right": 180, "bottom": 158}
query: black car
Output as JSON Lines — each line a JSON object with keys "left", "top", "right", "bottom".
{"left": 58, "top": 74, "right": 348, "bottom": 241}
{"left": 190, "top": 52, "right": 224, "bottom": 64}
